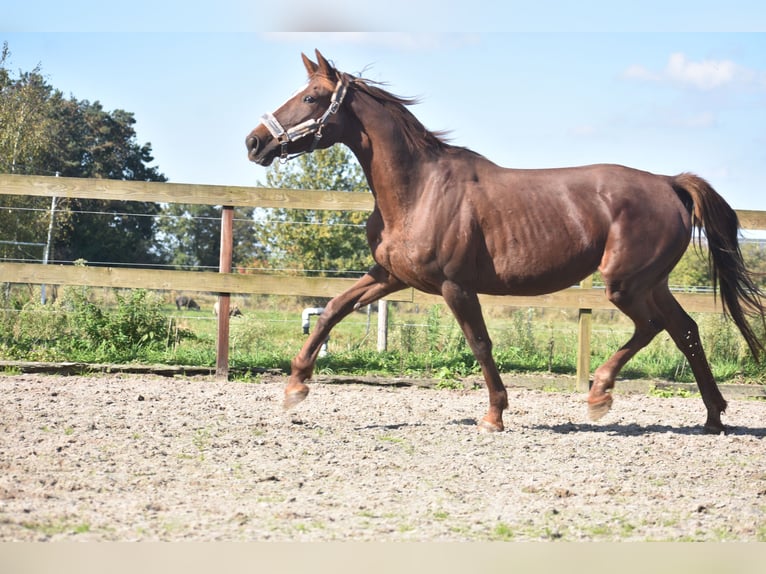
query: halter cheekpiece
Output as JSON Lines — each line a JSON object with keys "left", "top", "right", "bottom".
{"left": 260, "top": 79, "right": 347, "bottom": 163}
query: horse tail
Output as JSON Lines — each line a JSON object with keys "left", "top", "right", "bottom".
{"left": 672, "top": 172, "right": 766, "bottom": 361}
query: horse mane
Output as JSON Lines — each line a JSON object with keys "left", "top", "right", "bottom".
{"left": 341, "top": 72, "right": 454, "bottom": 156}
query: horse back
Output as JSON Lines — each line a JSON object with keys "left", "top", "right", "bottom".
{"left": 419, "top": 159, "right": 692, "bottom": 295}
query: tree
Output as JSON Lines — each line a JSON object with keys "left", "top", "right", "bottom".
{"left": 0, "top": 44, "right": 168, "bottom": 267}
{"left": 0, "top": 43, "right": 56, "bottom": 262}
{"left": 741, "top": 242, "right": 766, "bottom": 289}
{"left": 0, "top": 43, "right": 51, "bottom": 175}
{"left": 157, "top": 203, "right": 257, "bottom": 270}
{"left": 668, "top": 240, "right": 766, "bottom": 292}
{"left": 668, "top": 246, "right": 713, "bottom": 290}
{"left": 41, "top": 97, "right": 167, "bottom": 265}
{"left": 252, "top": 146, "right": 373, "bottom": 277}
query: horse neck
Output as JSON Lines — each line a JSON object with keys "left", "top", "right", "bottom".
{"left": 342, "top": 90, "right": 430, "bottom": 216}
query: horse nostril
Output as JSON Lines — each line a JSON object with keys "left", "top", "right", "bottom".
{"left": 246, "top": 134, "right": 259, "bottom": 154}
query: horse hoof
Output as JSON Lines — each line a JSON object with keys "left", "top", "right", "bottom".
{"left": 283, "top": 389, "right": 309, "bottom": 411}
{"left": 587, "top": 394, "right": 613, "bottom": 421}
{"left": 478, "top": 419, "right": 504, "bottom": 433}
{"left": 703, "top": 422, "right": 727, "bottom": 435}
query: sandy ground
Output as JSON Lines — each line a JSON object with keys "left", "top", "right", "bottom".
{"left": 0, "top": 372, "right": 765, "bottom": 541}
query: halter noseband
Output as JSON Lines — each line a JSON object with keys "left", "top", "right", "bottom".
{"left": 260, "top": 78, "right": 347, "bottom": 163}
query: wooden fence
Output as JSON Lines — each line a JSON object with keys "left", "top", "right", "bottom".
{"left": 2, "top": 173, "right": 765, "bottom": 386}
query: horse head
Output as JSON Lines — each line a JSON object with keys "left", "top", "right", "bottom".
{"left": 246, "top": 50, "right": 348, "bottom": 166}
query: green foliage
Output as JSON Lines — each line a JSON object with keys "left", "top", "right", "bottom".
{"left": 0, "top": 42, "right": 51, "bottom": 175}
{"left": 669, "top": 246, "right": 712, "bottom": 289}
{"left": 0, "top": 285, "right": 193, "bottom": 362}
{"left": 157, "top": 204, "right": 258, "bottom": 270}
{"left": 0, "top": 42, "right": 167, "bottom": 267}
{"left": 64, "top": 287, "right": 193, "bottom": 361}
{"left": 44, "top": 94, "right": 168, "bottom": 265}
{"left": 492, "top": 310, "right": 561, "bottom": 373}
{"left": 2, "top": 300, "right": 69, "bottom": 359}
{"left": 669, "top": 241, "right": 766, "bottom": 291}
{"left": 0, "top": 44, "right": 57, "bottom": 259}
{"left": 741, "top": 243, "right": 766, "bottom": 288}
{"left": 252, "top": 146, "right": 374, "bottom": 276}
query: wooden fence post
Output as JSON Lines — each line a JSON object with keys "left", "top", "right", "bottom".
{"left": 576, "top": 275, "right": 593, "bottom": 392}
{"left": 216, "top": 206, "right": 234, "bottom": 380}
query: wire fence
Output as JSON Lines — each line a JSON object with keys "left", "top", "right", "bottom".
{"left": 0, "top": 200, "right": 370, "bottom": 275}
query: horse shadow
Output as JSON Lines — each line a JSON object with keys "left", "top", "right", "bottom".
{"left": 353, "top": 422, "right": 426, "bottom": 431}
{"left": 528, "top": 421, "right": 766, "bottom": 438}
{"left": 445, "top": 417, "right": 766, "bottom": 437}
{"left": 352, "top": 419, "right": 766, "bottom": 437}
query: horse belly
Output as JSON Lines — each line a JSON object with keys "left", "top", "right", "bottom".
{"left": 483, "top": 260, "right": 599, "bottom": 296}
{"left": 480, "top": 229, "right": 605, "bottom": 296}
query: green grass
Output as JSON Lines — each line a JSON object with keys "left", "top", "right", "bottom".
{"left": 648, "top": 385, "right": 696, "bottom": 399}
{"left": 492, "top": 522, "right": 516, "bottom": 541}
{"left": 21, "top": 519, "right": 91, "bottom": 537}
{"left": 1, "top": 286, "right": 764, "bottom": 385}
{"left": 378, "top": 434, "right": 415, "bottom": 454}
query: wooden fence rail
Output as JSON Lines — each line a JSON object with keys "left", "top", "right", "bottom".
{"left": 2, "top": 174, "right": 765, "bottom": 385}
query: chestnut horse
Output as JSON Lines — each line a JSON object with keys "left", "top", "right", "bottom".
{"left": 246, "top": 50, "right": 765, "bottom": 433}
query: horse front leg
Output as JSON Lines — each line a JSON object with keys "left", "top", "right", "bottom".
{"left": 284, "top": 265, "right": 406, "bottom": 410}
{"left": 441, "top": 281, "right": 508, "bottom": 432}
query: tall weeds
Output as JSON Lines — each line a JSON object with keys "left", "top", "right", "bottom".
{"left": 0, "top": 286, "right": 193, "bottom": 362}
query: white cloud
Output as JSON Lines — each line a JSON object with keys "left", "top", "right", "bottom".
{"left": 665, "top": 52, "right": 740, "bottom": 90}
{"left": 624, "top": 52, "right": 758, "bottom": 91}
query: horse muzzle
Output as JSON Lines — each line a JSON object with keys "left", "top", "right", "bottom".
{"left": 246, "top": 130, "right": 276, "bottom": 166}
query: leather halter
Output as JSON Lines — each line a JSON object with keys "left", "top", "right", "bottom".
{"left": 260, "top": 79, "right": 347, "bottom": 163}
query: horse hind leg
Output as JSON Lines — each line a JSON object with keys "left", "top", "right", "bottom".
{"left": 651, "top": 286, "right": 727, "bottom": 433}
{"left": 588, "top": 287, "right": 664, "bottom": 421}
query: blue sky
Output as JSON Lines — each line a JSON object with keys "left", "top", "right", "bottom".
{"left": 2, "top": 4, "right": 766, "bottom": 218}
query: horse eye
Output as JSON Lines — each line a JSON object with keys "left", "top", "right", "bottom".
{"left": 303, "top": 95, "right": 316, "bottom": 104}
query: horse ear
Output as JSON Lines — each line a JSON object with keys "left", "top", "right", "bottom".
{"left": 315, "top": 49, "right": 336, "bottom": 78}
{"left": 302, "top": 52, "right": 318, "bottom": 75}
